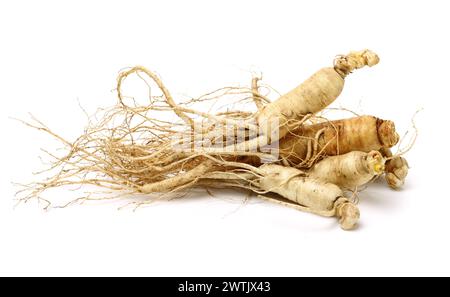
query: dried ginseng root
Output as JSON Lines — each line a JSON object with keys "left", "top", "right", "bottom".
{"left": 307, "top": 150, "right": 385, "bottom": 190}
{"left": 256, "top": 50, "right": 379, "bottom": 141}
{"left": 273, "top": 115, "right": 410, "bottom": 188}
{"left": 189, "top": 49, "right": 380, "bottom": 154}
{"left": 16, "top": 48, "right": 412, "bottom": 231}
{"left": 278, "top": 115, "right": 399, "bottom": 167}
{"left": 196, "top": 162, "right": 360, "bottom": 230}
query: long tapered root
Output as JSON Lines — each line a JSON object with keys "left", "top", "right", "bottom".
{"left": 279, "top": 115, "right": 399, "bottom": 166}
{"left": 257, "top": 50, "right": 379, "bottom": 141}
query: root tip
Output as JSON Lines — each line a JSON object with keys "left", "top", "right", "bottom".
{"left": 386, "top": 173, "right": 404, "bottom": 189}
{"left": 362, "top": 49, "right": 380, "bottom": 67}
{"left": 338, "top": 202, "right": 360, "bottom": 230}
{"left": 334, "top": 49, "right": 380, "bottom": 77}
{"left": 378, "top": 120, "right": 399, "bottom": 148}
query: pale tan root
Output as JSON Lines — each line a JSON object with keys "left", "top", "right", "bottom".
{"left": 257, "top": 49, "right": 379, "bottom": 140}
{"left": 117, "top": 66, "right": 260, "bottom": 133}
{"left": 380, "top": 148, "right": 409, "bottom": 189}
{"left": 19, "top": 64, "right": 279, "bottom": 207}
{"left": 140, "top": 160, "right": 216, "bottom": 193}
{"left": 256, "top": 195, "right": 359, "bottom": 231}
{"left": 139, "top": 153, "right": 267, "bottom": 194}
{"left": 20, "top": 54, "right": 380, "bottom": 223}
{"left": 278, "top": 115, "right": 399, "bottom": 167}
{"left": 196, "top": 163, "right": 359, "bottom": 230}
{"left": 115, "top": 52, "right": 381, "bottom": 158}
{"left": 307, "top": 150, "right": 385, "bottom": 190}
{"left": 257, "top": 164, "right": 360, "bottom": 230}
{"left": 117, "top": 66, "right": 194, "bottom": 128}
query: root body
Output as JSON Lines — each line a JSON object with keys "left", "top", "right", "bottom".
{"left": 257, "top": 50, "right": 379, "bottom": 140}
{"left": 257, "top": 67, "right": 344, "bottom": 139}
{"left": 259, "top": 164, "right": 340, "bottom": 211}
{"left": 18, "top": 48, "right": 412, "bottom": 232}
{"left": 308, "top": 150, "right": 385, "bottom": 190}
{"left": 258, "top": 164, "right": 359, "bottom": 230}
{"left": 278, "top": 115, "right": 399, "bottom": 166}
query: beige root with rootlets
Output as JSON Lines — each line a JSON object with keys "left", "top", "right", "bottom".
{"left": 17, "top": 49, "right": 409, "bottom": 231}
{"left": 153, "top": 49, "right": 381, "bottom": 155}
{"left": 112, "top": 49, "right": 380, "bottom": 159}
{"left": 279, "top": 115, "right": 399, "bottom": 165}
{"left": 192, "top": 150, "right": 386, "bottom": 230}
{"left": 16, "top": 66, "right": 272, "bottom": 207}
{"left": 134, "top": 151, "right": 385, "bottom": 230}
{"left": 135, "top": 149, "right": 386, "bottom": 230}
{"left": 256, "top": 49, "right": 379, "bottom": 141}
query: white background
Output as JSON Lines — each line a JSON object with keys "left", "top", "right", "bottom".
{"left": 1, "top": 0, "right": 449, "bottom": 276}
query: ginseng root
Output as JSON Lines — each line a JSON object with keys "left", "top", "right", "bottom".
{"left": 197, "top": 162, "right": 361, "bottom": 230}
{"left": 17, "top": 49, "right": 409, "bottom": 232}
{"left": 278, "top": 115, "right": 399, "bottom": 167}
{"left": 255, "top": 164, "right": 360, "bottom": 230}
{"left": 307, "top": 150, "right": 385, "bottom": 190}
{"left": 257, "top": 49, "right": 379, "bottom": 141}
{"left": 171, "top": 50, "right": 380, "bottom": 156}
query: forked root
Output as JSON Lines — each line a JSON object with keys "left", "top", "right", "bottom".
{"left": 17, "top": 51, "right": 413, "bottom": 231}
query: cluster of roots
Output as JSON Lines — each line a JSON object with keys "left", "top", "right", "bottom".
{"left": 16, "top": 64, "right": 413, "bottom": 231}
